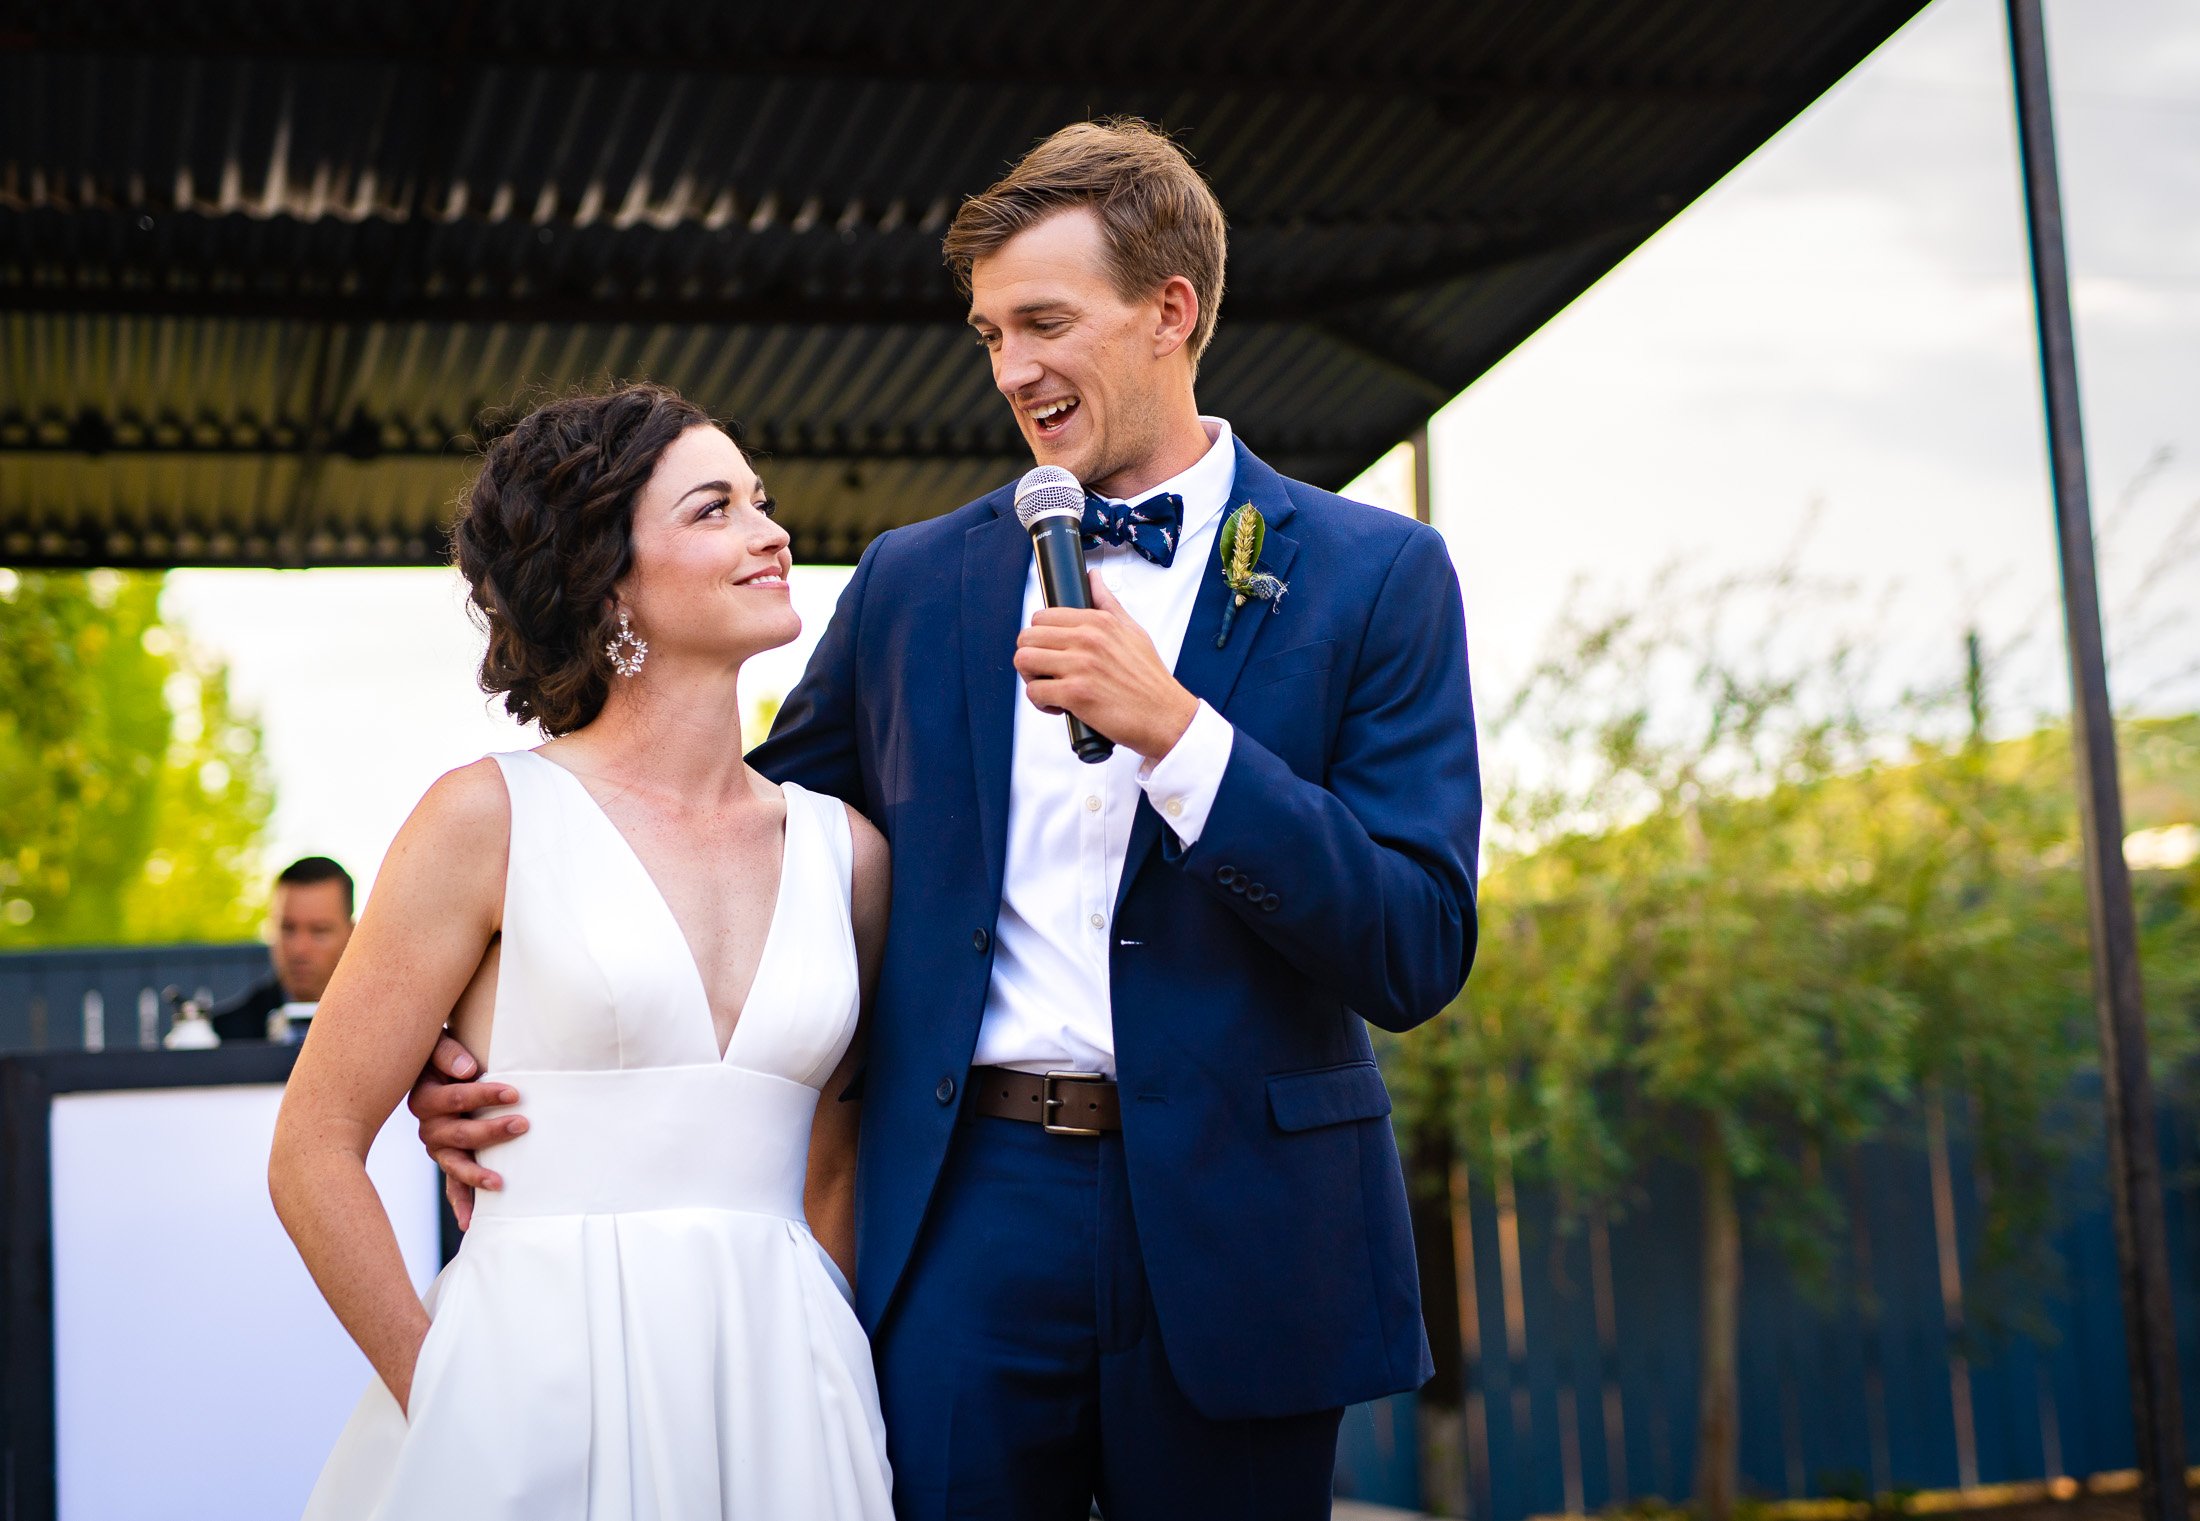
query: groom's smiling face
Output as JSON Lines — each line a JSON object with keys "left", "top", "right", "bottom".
{"left": 967, "top": 206, "right": 1196, "bottom": 498}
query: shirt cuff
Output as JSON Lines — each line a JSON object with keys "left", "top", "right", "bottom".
{"left": 1137, "top": 700, "right": 1234, "bottom": 846}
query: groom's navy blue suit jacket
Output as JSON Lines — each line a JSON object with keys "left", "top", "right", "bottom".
{"left": 749, "top": 437, "right": 1480, "bottom": 1420}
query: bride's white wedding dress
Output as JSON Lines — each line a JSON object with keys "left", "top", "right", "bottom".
{"left": 304, "top": 749, "right": 893, "bottom": 1519}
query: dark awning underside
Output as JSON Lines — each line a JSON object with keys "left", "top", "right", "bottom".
{"left": 0, "top": 0, "right": 1928, "bottom": 568}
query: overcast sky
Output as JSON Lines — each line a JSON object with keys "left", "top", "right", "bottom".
{"left": 162, "top": 0, "right": 2200, "bottom": 902}
{"left": 1413, "top": 0, "right": 2200, "bottom": 727}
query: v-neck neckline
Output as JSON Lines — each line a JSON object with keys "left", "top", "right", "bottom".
{"left": 528, "top": 748, "right": 795, "bottom": 1063}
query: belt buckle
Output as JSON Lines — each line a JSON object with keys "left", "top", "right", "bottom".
{"left": 1041, "top": 1071, "right": 1107, "bottom": 1136}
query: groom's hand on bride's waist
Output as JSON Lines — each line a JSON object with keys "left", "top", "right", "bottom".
{"left": 408, "top": 1032, "right": 530, "bottom": 1230}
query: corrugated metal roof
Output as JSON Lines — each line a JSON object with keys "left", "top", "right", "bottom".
{"left": 0, "top": 0, "right": 1930, "bottom": 568}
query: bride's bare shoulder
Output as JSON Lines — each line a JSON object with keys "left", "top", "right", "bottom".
{"left": 343, "top": 758, "right": 513, "bottom": 939}
{"left": 397, "top": 756, "right": 513, "bottom": 857}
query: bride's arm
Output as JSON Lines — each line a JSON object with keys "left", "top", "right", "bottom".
{"left": 807, "top": 804, "right": 889, "bottom": 1284}
{"left": 269, "top": 759, "right": 511, "bottom": 1415}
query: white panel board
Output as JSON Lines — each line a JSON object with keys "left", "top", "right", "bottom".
{"left": 50, "top": 1084, "right": 440, "bottom": 1521}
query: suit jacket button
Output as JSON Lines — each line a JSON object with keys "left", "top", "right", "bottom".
{"left": 1247, "top": 882, "right": 1265, "bottom": 898}
{"left": 972, "top": 928, "right": 990, "bottom": 953}
{"left": 1215, "top": 865, "right": 1237, "bottom": 886}
{"left": 1261, "top": 893, "right": 1281, "bottom": 912}
{"left": 936, "top": 1076, "right": 957, "bottom": 1105}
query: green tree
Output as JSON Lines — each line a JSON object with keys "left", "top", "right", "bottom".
{"left": 1859, "top": 645, "right": 2094, "bottom": 1335}
{"left": 1394, "top": 570, "right": 2200, "bottom": 1520}
{"left": 0, "top": 568, "right": 273, "bottom": 947}
{"left": 1446, "top": 574, "right": 1919, "bottom": 1519}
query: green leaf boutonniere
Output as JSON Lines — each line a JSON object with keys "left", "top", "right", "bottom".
{"left": 1215, "top": 502, "right": 1288, "bottom": 649}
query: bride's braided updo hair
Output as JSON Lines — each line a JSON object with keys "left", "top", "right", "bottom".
{"left": 453, "top": 383, "right": 712, "bottom": 736}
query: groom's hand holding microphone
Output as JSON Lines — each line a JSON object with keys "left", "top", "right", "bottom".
{"left": 1017, "top": 577, "right": 1196, "bottom": 761}
{"left": 1012, "top": 465, "right": 1197, "bottom": 763}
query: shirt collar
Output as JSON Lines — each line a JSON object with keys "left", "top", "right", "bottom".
{"left": 1098, "top": 416, "right": 1236, "bottom": 543}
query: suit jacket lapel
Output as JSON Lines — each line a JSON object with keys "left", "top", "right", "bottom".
{"left": 963, "top": 497, "right": 1027, "bottom": 907}
{"left": 1114, "top": 440, "right": 1301, "bottom": 915}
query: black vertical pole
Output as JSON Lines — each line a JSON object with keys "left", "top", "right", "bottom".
{"left": 2003, "top": 7, "right": 2187, "bottom": 1518}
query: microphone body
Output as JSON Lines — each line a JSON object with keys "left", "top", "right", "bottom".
{"left": 1013, "top": 467, "right": 1115, "bottom": 765}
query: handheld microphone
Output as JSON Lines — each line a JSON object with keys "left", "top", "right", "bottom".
{"left": 1013, "top": 465, "right": 1115, "bottom": 765}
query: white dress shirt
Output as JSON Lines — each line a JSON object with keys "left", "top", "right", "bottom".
{"left": 971, "top": 417, "right": 1241, "bottom": 1077}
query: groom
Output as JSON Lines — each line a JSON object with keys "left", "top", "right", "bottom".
{"left": 417, "top": 120, "right": 1480, "bottom": 1518}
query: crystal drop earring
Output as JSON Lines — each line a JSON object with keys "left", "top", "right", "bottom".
{"left": 605, "top": 609, "right": 648, "bottom": 677}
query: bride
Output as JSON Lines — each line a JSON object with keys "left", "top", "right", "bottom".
{"left": 269, "top": 383, "right": 894, "bottom": 1518}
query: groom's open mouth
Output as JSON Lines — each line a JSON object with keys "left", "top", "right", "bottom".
{"left": 1028, "top": 396, "right": 1080, "bottom": 440}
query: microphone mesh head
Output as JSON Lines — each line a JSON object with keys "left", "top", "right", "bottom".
{"left": 1013, "top": 465, "right": 1086, "bottom": 529}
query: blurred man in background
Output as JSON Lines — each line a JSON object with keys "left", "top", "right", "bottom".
{"left": 212, "top": 857, "right": 355, "bottom": 1042}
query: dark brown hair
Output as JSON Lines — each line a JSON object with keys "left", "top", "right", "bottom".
{"left": 276, "top": 855, "right": 354, "bottom": 916}
{"left": 943, "top": 118, "right": 1228, "bottom": 365}
{"left": 452, "top": 383, "right": 712, "bottom": 736}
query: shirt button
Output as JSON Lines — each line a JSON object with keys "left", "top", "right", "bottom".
{"left": 1164, "top": 798, "right": 1184, "bottom": 818}
{"left": 972, "top": 928, "right": 990, "bottom": 953}
{"left": 1085, "top": 795, "right": 1102, "bottom": 813}
{"left": 936, "top": 1076, "right": 957, "bottom": 1105}
{"left": 1090, "top": 913, "right": 1105, "bottom": 929}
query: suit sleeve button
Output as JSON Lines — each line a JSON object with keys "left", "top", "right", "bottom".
{"left": 1261, "top": 893, "right": 1281, "bottom": 912}
{"left": 1216, "top": 865, "right": 1237, "bottom": 886}
{"left": 936, "top": 1076, "right": 957, "bottom": 1105}
{"left": 972, "top": 928, "right": 990, "bottom": 953}
{"left": 1246, "top": 882, "right": 1265, "bottom": 898}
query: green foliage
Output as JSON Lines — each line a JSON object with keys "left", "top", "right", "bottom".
{"left": 1464, "top": 574, "right": 1916, "bottom": 1256}
{"left": 0, "top": 568, "right": 274, "bottom": 947}
{"left": 1392, "top": 567, "right": 2200, "bottom": 1318}
{"left": 2125, "top": 720, "right": 2200, "bottom": 1062}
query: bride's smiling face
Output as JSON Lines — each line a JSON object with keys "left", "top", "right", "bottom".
{"left": 616, "top": 424, "right": 798, "bottom": 666}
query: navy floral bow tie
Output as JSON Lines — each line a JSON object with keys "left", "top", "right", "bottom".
{"left": 1081, "top": 491, "right": 1184, "bottom": 568}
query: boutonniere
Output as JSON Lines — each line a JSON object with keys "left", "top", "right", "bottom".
{"left": 1214, "top": 502, "right": 1288, "bottom": 649}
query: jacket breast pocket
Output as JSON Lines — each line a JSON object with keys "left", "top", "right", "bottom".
{"left": 1235, "top": 638, "right": 1336, "bottom": 699}
{"left": 1267, "top": 1059, "right": 1393, "bottom": 1133}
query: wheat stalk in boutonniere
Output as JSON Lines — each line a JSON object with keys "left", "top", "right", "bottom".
{"left": 1214, "top": 502, "right": 1289, "bottom": 649}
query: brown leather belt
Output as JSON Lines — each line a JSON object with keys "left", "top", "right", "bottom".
{"left": 965, "top": 1065, "right": 1122, "bottom": 1135}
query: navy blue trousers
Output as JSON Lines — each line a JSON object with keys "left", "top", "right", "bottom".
{"left": 872, "top": 1112, "right": 1343, "bottom": 1521}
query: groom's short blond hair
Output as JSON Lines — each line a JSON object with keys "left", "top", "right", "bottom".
{"left": 944, "top": 119, "right": 1229, "bottom": 367}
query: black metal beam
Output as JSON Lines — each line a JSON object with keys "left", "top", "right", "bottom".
{"left": 0, "top": 527, "right": 454, "bottom": 569}
{"left": 2005, "top": 10, "right": 2186, "bottom": 1521}
{"left": 0, "top": 199, "right": 1681, "bottom": 329}
{"left": 0, "top": 424, "right": 1383, "bottom": 467}
{"left": 0, "top": 537, "right": 936, "bottom": 573}
{"left": 0, "top": 28, "right": 1778, "bottom": 109}
{"left": 0, "top": 251, "right": 1646, "bottom": 331}
{"left": 0, "top": 407, "right": 1052, "bottom": 462}
{"left": 0, "top": 523, "right": 881, "bottom": 571}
